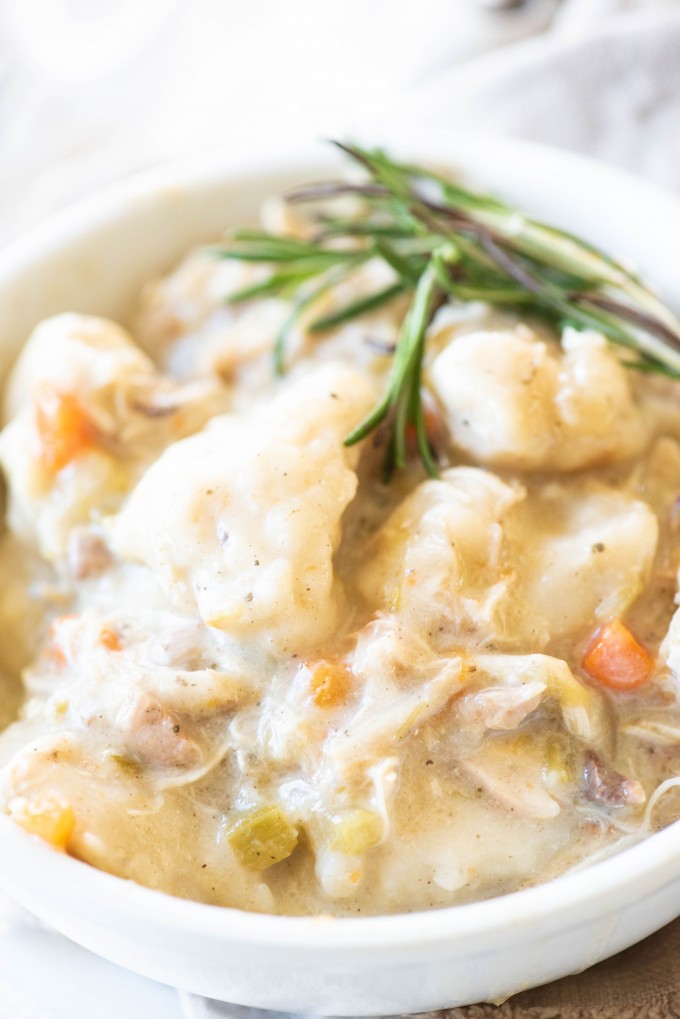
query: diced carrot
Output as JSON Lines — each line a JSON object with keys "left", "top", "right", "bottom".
{"left": 309, "top": 660, "right": 351, "bottom": 708}
{"left": 34, "top": 383, "right": 94, "bottom": 473}
{"left": 9, "top": 792, "right": 75, "bottom": 850}
{"left": 582, "top": 619, "right": 655, "bottom": 691}
{"left": 50, "top": 613, "right": 79, "bottom": 637}
{"left": 47, "top": 614, "right": 81, "bottom": 668}
{"left": 404, "top": 392, "right": 445, "bottom": 459}
{"left": 45, "top": 643, "right": 67, "bottom": 670}
{"left": 100, "top": 626, "right": 122, "bottom": 651}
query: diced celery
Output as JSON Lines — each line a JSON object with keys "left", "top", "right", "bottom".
{"left": 109, "top": 753, "right": 142, "bottom": 776}
{"left": 544, "top": 661, "right": 609, "bottom": 744}
{"left": 225, "top": 804, "right": 298, "bottom": 871}
{"left": 330, "top": 809, "right": 383, "bottom": 855}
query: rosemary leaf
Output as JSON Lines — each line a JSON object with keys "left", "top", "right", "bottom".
{"left": 372, "top": 239, "right": 426, "bottom": 284}
{"left": 225, "top": 272, "right": 311, "bottom": 304}
{"left": 273, "top": 266, "right": 352, "bottom": 375}
{"left": 345, "top": 257, "right": 443, "bottom": 479}
{"left": 308, "top": 282, "right": 407, "bottom": 333}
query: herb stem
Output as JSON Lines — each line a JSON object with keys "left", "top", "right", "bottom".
{"left": 212, "top": 140, "right": 680, "bottom": 477}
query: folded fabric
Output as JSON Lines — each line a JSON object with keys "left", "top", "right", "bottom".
{"left": 401, "top": 4, "right": 680, "bottom": 190}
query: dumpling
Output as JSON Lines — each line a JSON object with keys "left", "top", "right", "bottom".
{"left": 112, "top": 364, "right": 376, "bottom": 656}
{"left": 511, "top": 479, "right": 658, "bottom": 646}
{"left": 0, "top": 314, "right": 223, "bottom": 564}
{"left": 358, "top": 469, "right": 657, "bottom": 652}
{"left": 357, "top": 467, "right": 523, "bottom": 649}
{"left": 430, "top": 325, "right": 647, "bottom": 471}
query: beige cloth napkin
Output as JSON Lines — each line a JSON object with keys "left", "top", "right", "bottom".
{"left": 459, "top": 917, "right": 680, "bottom": 1017}
{"left": 401, "top": 2, "right": 680, "bottom": 191}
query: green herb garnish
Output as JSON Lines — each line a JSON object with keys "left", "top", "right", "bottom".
{"left": 215, "top": 141, "right": 680, "bottom": 479}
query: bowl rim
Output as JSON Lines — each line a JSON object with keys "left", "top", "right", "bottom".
{"left": 4, "top": 129, "right": 680, "bottom": 280}
{"left": 1, "top": 132, "right": 680, "bottom": 955}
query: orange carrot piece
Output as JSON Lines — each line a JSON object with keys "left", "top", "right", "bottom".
{"left": 100, "top": 626, "right": 122, "bottom": 652}
{"left": 309, "top": 660, "right": 351, "bottom": 708}
{"left": 45, "top": 643, "right": 67, "bottom": 670}
{"left": 47, "top": 614, "right": 81, "bottom": 668}
{"left": 9, "top": 792, "right": 75, "bottom": 850}
{"left": 34, "top": 383, "right": 93, "bottom": 472}
{"left": 582, "top": 619, "right": 655, "bottom": 691}
{"left": 404, "top": 392, "right": 445, "bottom": 459}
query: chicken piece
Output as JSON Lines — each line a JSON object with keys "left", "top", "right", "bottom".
{"left": 450, "top": 682, "right": 547, "bottom": 738}
{"left": 430, "top": 325, "right": 647, "bottom": 471}
{"left": 459, "top": 740, "right": 561, "bottom": 821}
{"left": 297, "top": 630, "right": 586, "bottom": 860}
{"left": 66, "top": 526, "right": 113, "bottom": 580}
{"left": 446, "top": 660, "right": 606, "bottom": 824}
{"left": 19, "top": 598, "right": 252, "bottom": 748}
{"left": 470, "top": 654, "right": 610, "bottom": 746}
{"left": 323, "top": 656, "right": 466, "bottom": 782}
{"left": 582, "top": 752, "right": 645, "bottom": 807}
{"left": 0, "top": 314, "right": 225, "bottom": 564}
{"left": 358, "top": 468, "right": 524, "bottom": 651}
{"left": 118, "top": 693, "right": 202, "bottom": 771}
{"left": 350, "top": 616, "right": 437, "bottom": 686}
{"left": 425, "top": 652, "right": 609, "bottom": 773}
{"left": 112, "top": 364, "right": 376, "bottom": 656}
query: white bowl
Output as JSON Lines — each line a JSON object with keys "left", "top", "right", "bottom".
{"left": 1, "top": 135, "right": 680, "bottom": 1015}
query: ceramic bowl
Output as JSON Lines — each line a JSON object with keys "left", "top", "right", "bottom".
{"left": 0, "top": 134, "right": 679, "bottom": 1014}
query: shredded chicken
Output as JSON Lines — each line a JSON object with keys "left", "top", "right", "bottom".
{"left": 119, "top": 693, "right": 203, "bottom": 771}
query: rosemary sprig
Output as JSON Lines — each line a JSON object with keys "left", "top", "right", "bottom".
{"left": 213, "top": 141, "right": 680, "bottom": 478}
{"left": 308, "top": 282, "right": 407, "bottom": 334}
{"left": 345, "top": 254, "right": 449, "bottom": 479}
